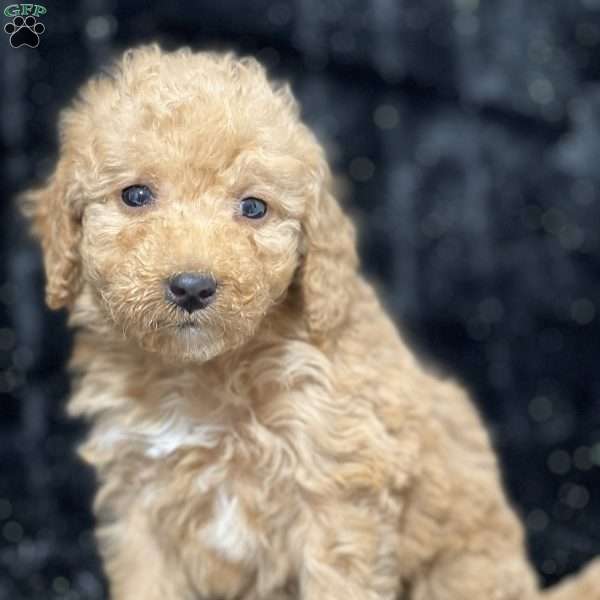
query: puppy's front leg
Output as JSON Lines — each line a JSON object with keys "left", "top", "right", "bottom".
{"left": 98, "top": 512, "right": 184, "bottom": 600}
{"left": 299, "top": 507, "right": 401, "bottom": 600}
{"left": 410, "top": 540, "right": 539, "bottom": 600}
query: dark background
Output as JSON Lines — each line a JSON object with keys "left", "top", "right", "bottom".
{"left": 1, "top": 1, "right": 600, "bottom": 598}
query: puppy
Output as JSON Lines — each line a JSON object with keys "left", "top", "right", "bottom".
{"left": 23, "top": 45, "right": 599, "bottom": 600}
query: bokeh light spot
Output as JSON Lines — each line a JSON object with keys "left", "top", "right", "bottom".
{"left": 570, "top": 298, "right": 595, "bottom": 325}
{"left": 529, "top": 396, "right": 553, "bottom": 422}
{"left": 547, "top": 449, "right": 571, "bottom": 475}
{"left": 349, "top": 157, "right": 375, "bottom": 182}
{"left": 373, "top": 104, "right": 399, "bottom": 130}
{"left": 526, "top": 508, "right": 549, "bottom": 532}
{"left": 3, "top": 520, "right": 23, "bottom": 543}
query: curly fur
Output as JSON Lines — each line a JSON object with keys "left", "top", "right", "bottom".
{"left": 22, "top": 45, "right": 599, "bottom": 600}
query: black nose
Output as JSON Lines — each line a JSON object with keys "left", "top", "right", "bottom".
{"left": 166, "top": 272, "right": 217, "bottom": 313}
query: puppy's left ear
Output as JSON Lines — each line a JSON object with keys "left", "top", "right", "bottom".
{"left": 301, "top": 157, "right": 359, "bottom": 338}
{"left": 20, "top": 160, "right": 82, "bottom": 310}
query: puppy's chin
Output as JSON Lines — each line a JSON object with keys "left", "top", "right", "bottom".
{"left": 133, "top": 325, "right": 230, "bottom": 364}
{"left": 129, "top": 310, "right": 270, "bottom": 364}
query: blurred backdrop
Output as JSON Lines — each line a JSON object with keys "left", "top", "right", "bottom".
{"left": 1, "top": 1, "right": 600, "bottom": 598}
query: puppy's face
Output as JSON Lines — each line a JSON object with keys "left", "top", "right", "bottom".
{"left": 24, "top": 47, "right": 357, "bottom": 362}
{"left": 80, "top": 149, "right": 305, "bottom": 361}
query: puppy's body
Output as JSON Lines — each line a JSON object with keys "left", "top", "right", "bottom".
{"left": 71, "top": 280, "right": 531, "bottom": 600}
{"left": 24, "top": 46, "right": 599, "bottom": 599}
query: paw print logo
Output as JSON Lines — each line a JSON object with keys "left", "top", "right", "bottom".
{"left": 4, "top": 15, "right": 45, "bottom": 48}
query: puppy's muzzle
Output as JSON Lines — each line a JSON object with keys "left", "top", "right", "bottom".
{"left": 165, "top": 272, "right": 217, "bottom": 313}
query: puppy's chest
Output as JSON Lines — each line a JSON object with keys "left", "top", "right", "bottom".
{"left": 130, "top": 415, "right": 306, "bottom": 593}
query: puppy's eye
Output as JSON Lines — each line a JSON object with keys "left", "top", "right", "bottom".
{"left": 239, "top": 197, "right": 267, "bottom": 219}
{"left": 121, "top": 185, "right": 154, "bottom": 208}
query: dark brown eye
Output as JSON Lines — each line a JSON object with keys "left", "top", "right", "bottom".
{"left": 122, "top": 185, "right": 154, "bottom": 207}
{"left": 239, "top": 197, "right": 267, "bottom": 219}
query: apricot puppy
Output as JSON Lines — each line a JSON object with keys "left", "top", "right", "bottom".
{"left": 23, "top": 45, "right": 599, "bottom": 600}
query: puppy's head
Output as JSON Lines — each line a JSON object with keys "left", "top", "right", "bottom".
{"left": 23, "top": 45, "right": 358, "bottom": 362}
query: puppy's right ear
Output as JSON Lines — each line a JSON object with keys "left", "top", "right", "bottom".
{"left": 20, "top": 160, "right": 82, "bottom": 310}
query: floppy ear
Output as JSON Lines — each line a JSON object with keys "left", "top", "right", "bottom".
{"left": 301, "top": 165, "right": 359, "bottom": 337}
{"left": 20, "top": 161, "right": 82, "bottom": 310}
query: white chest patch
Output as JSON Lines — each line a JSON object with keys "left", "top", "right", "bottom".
{"left": 96, "top": 408, "right": 225, "bottom": 458}
{"left": 200, "top": 487, "right": 258, "bottom": 563}
{"left": 143, "top": 413, "right": 225, "bottom": 458}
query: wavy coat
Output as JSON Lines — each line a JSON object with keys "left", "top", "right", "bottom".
{"left": 23, "top": 45, "right": 600, "bottom": 600}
